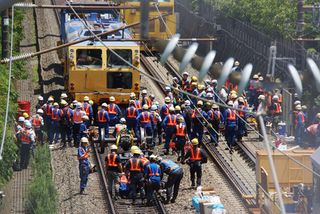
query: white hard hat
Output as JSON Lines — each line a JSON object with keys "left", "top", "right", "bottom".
{"left": 272, "top": 95, "right": 279, "bottom": 100}
{"left": 184, "top": 100, "right": 191, "bottom": 106}
{"left": 109, "top": 96, "right": 115, "bottom": 102}
{"left": 206, "top": 87, "right": 213, "bottom": 92}
{"left": 169, "top": 106, "right": 175, "bottom": 112}
{"left": 294, "top": 100, "right": 301, "bottom": 105}
{"left": 227, "top": 100, "right": 234, "bottom": 106}
{"left": 38, "top": 95, "right": 43, "bottom": 101}
{"left": 110, "top": 144, "right": 118, "bottom": 150}
{"left": 18, "top": 116, "right": 25, "bottom": 122}
{"left": 151, "top": 105, "right": 157, "bottom": 111}
{"left": 24, "top": 121, "right": 32, "bottom": 129}
{"left": 37, "top": 109, "right": 44, "bottom": 114}
{"left": 130, "top": 92, "right": 136, "bottom": 98}
{"left": 211, "top": 79, "right": 218, "bottom": 84}
{"left": 253, "top": 74, "right": 259, "bottom": 79}
{"left": 206, "top": 93, "right": 213, "bottom": 98}
{"left": 197, "top": 100, "right": 203, "bottom": 106}
{"left": 165, "top": 86, "right": 171, "bottom": 92}
{"left": 72, "top": 100, "right": 78, "bottom": 104}
{"left": 172, "top": 77, "right": 178, "bottom": 81}
{"left": 142, "top": 89, "right": 147, "bottom": 94}
{"left": 61, "top": 93, "right": 68, "bottom": 99}
{"left": 81, "top": 137, "right": 89, "bottom": 143}
{"left": 120, "top": 118, "right": 126, "bottom": 123}
{"left": 48, "top": 97, "right": 54, "bottom": 102}
{"left": 149, "top": 154, "right": 157, "bottom": 161}
{"left": 295, "top": 105, "right": 302, "bottom": 110}
{"left": 258, "top": 76, "right": 264, "bottom": 81}
{"left": 235, "top": 61, "right": 240, "bottom": 66}
{"left": 84, "top": 96, "right": 89, "bottom": 101}
{"left": 258, "top": 95, "right": 265, "bottom": 100}
{"left": 205, "top": 79, "right": 211, "bottom": 84}
{"left": 82, "top": 115, "right": 89, "bottom": 121}
{"left": 182, "top": 71, "right": 189, "bottom": 76}
{"left": 76, "top": 103, "right": 82, "bottom": 109}
{"left": 101, "top": 103, "right": 108, "bottom": 107}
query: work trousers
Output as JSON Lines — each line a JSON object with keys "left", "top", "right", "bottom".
{"left": 49, "top": 120, "right": 60, "bottom": 143}
{"left": 145, "top": 181, "right": 160, "bottom": 202}
{"left": 295, "top": 125, "right": 305, "bottom": 147}
{"left": 192, "top": 125, "right": 204, "bottom": 144}
{"left": 208, "top": 123, "right": 219, "bottom": 144}
{"left": 60, "top": 124, "right": 72, "bottom": 146}
{"left": 164, "top": 126, "right": 175, "bottom": 151}
{"left": 165, "top": 168, "right": 183, "bottom": 201}
{"left": 129, "top": 173, "right": 144, "bottom": 201}
{"left": 127, "top": 119, "right": 138, "bottom": 137}
{"left": 225, "top": 126, "right": 236, "bottom": 148}
{"left": 107, "top": 171, "right": 120, "bottom": 197}
{"left": 189, "top": 162, "right": 202, "bottom": 186}
{"left": 34, "top": 129, "right": 44, "bottom": 145}
{"left": 20, "top": 143, "right": 31, "bottom": 169}
{"left": 237, "top": 119, "right": 246, "bottom": 141}
{"left": 174, "top": 137, "right": 186, "bottom": 160}
{"left": 73, "top": 123, "right": 81, "bottom": 147}
{"left": 79, "top": 163, "right": 90, "bottom": 190}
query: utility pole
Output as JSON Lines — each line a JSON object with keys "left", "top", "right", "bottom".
{"left": 296, "top": 0, "right": 305, "bottom": 71}
{"left": 1, "top": 9, "right": 9, "bottom": 58}
{"left": 140, "top": 0, "right": 150, "bottom": 40}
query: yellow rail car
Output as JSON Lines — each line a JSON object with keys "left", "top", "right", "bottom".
{"left": 66, "top": 41, "right": 140, "bottom": 104}
{"left": 120, "top": 0, "right": 177, "bottom": 40}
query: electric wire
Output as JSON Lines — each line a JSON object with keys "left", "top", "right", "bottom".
{"left": 0, "top": 6, "right": 15, "bottom": 160}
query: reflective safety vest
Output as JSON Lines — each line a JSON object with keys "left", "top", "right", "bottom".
{"left": 127, "top": 107, "right": 137, "bottom": 118}
{"left": 176, "top": 125, "right": 186, "bottom": 136}
{"left": 192, "top": 109, "right": 202, "bottom": 118}
{"left": 190, "top": 147, "right": 201, "bottom": 161}
{"left": 129, "top": 158, "right": 142, "bottom": 172}
{"left": 98, "top": 110, "right": 107, "bottom": 122}
{"left": 20, "top": 130, "right": 31, "bottom": 143}
{"left": 32, "top": 115, "right": 41, "bottom": 127}
{"left": 120, "top": 175, "right": 128, "bottom": 183}
{"left": 134, "top": 101, "right": 142, "bottom": 110}
{"left": 141, "top": 112, "right": 151, "bottom": 123}
{"left": 152, "top": 112, "right": 158, "bottom": 123}
{"left": 145, "top": 97, "right": 152, "bottom": 107}
{"left": 295, "top": 112, "right": 305, "bottom": 125}
{"left": 148, "top": 165, "right": 160, "bottom": 177}
{"left": 108, "top": 104, "right": 117, "bottom": 115}
{"left": 210, "top": 111, "right": 221, "bottom": 121}
{"left": 106, "top": 153, "right": 118, "bottom": 167}
{"left": 45, "top": 104, "right": 52, "bottom": 116}
{"left": 278, "top": 95, "right": 282, "bottom": 103}
{"left": 238, "top": 106, "right": 245, "bottom": 118}
{"left": 141, "top": 157, "right": 150, "bottom": 167}
{"left": 83, "top": 103, "right": 90, "bottom": 116}
{"left": 78, "top": 147, "right": 89, "bottom": 160}
{"left": 227, "top": 110, "right": 236, "bottom": 121}
{"left": 51, "top": 108, "right": 62, "bottom": 121}
{"left": 167, "top": 115, "right": 177, "bottom": 126}
{"left": 73, "top": 110, "right": 83, "bottom": 123}
{"left": 164, "top": 104, "right": 171, "bottom": 116}
{"left": 275, "top": 103, "right": 281, "bottom": 114}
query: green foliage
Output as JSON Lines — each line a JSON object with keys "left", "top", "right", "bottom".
{"left": 206, "top": 0, "right": 319, "bottom": 38}
{"left": 0, "top": 8, "right": 28, "bottom": 189}
{"left": 26, "top": 145, "right": 57, "bottom": 214}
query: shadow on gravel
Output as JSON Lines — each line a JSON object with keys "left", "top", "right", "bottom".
{"left": 38, "top": 34, "right": 61, "bottom": 39}
{"left": 41, "top": 77, "right": 64, "bottom": 87}
{"left": 43, "top": 63, "right": 64, "bottom": 76}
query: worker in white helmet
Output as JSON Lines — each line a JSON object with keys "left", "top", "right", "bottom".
{"left": 232, "top": 60, "right": 241, "bottom": 72}
{"left": 36, "top": 95, "right": 44, "bottom": 112}
{"left": 136, "top": 104, "right": 154, "bottom": 147}
{"left": 30, "top": 109, "right": 45, "bottom": 145}
{"left": 60, "top": 100, "right": 73, "bottom": 148}
{"left": 160, "top": 97, "right": 173, "bottom": 120}
{"left": 97, "top": 103, "right": 110, "bottom": 154}
{"left": 224, "top": 101, "right": 238, "bottom": 153}
{"left": 82, "top": 96, "right": 93, "bottom": 127}
{"left": 141, "top": 89, "right": 151, "bottom": 108}
{"left": 78, "top": 137, "right": 91, "bottom": 194}
{"left": 162, "top": 106, "right": 177, "bottom": 154}
{"left": 150, "top": 104, "right": 162, "bottom": 145}
{"left": 294, "top": 105, "right": 306, "bottom": 147}
{"left": 19, "top": 121, "right": 35, "bottom": 170}
{"left": 107, "top": 96, "right": 122, "bottom": 126}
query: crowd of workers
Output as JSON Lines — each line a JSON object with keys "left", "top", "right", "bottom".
{"left": 14, "top": 61, "right": 320, "bottom": 204}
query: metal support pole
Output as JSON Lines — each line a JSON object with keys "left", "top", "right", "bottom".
{"left": 140, "top": 0, "right": 150, "bottom": 40}
{"left": 1, "top": 9, "right": 9, "bottom": 58}
{"left": 297, "top": 0, "right": 305, "bottom": 71}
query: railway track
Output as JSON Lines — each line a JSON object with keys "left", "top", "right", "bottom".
{"left": 163, "top": 59, "right": 259, "bottom": 210}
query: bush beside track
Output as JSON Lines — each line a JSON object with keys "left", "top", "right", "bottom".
{"left": 26, "top": 145, "right": 57, "bottom": 214}
{"left": 0, "top": 9, "right": 28, "bottom": 190}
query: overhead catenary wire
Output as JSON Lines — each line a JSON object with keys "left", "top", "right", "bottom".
{"left": 0, "top": 5, "right": 15, "bottom": 160}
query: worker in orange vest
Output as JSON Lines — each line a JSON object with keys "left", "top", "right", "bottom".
{"left": 82, "top": 96, "right": 93, "bottom": 127}
{"left": 107, "top": 96, "right": 121, "bottom": 126}
{"left": 144, "top": 155, "right": 162, "bottom": 206}
{"left": 105, "top": 144, "right": 123, "bottom": 199}
{"left": 224, "top": 101, "right": 238, "bottom": 153}
{"left": 162, "top": 106, "right": 177, "bottom": 154}
{"left": 19, "top": 121, "right": 35, "bottom": 170}
{"left": 182, "top": 138, "right": 207, "bottom": 188}
{"left": 125, "top": 100, "right": 139, "bottom": 137}
{"left": 137, "top": 104, "right": 154, "bottom": 147}
{"left": 31, "top": 109, "right": 44, "bottom": 145}
{"left": 73, "top": 103, "right": 86, "bottom": 147}
{"left": 173, "top": 117, "right": 187, "bottom": 161}
{"left": 125, "top": 146, "right": 145, "bottom": 204}
{"left": 141, "top": 89, "right": 152, "bottom": 108}
{"left": 78, "top": 137, "right": 91, "bottom": 194}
